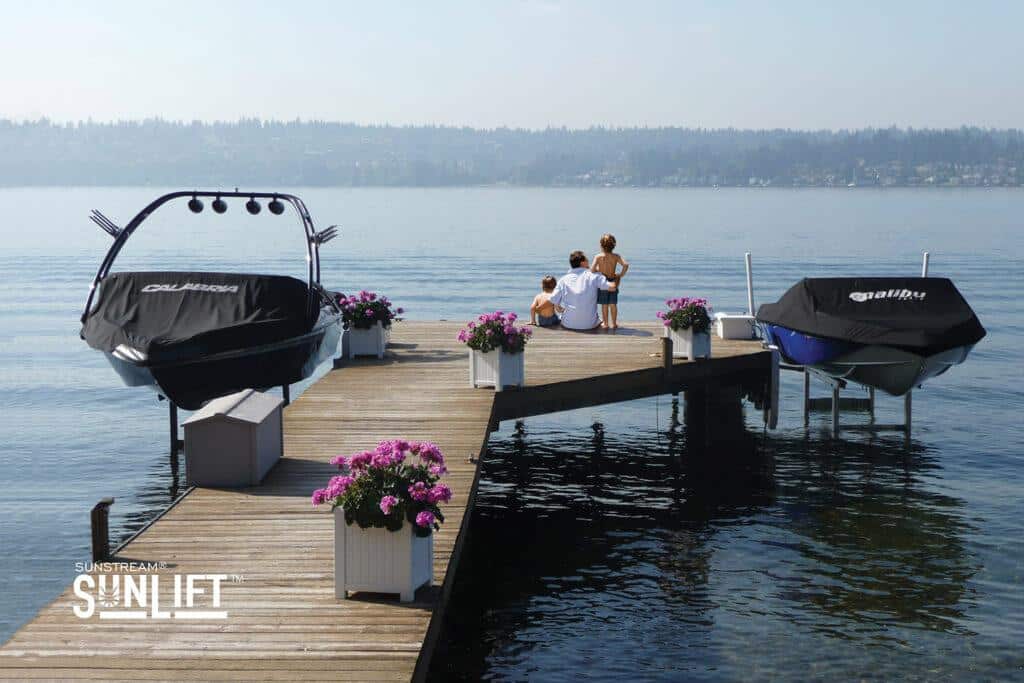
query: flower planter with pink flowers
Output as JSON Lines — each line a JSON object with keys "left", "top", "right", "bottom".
{"left": 458, "top": 311, "right": 531, "bottom": 391}
{"left": 312, "top": 440, "right": 450, "bottom": 602}
{"left": 657, "top": 297, "right": 713, "bottom": 360}
{"left": 336, "top": 291, "right": 403, "bottom": 360}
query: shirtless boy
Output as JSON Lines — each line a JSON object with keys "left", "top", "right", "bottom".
{"left": 530, "top": 275, "right": 563, "bottom": 327}
{"left": 591, "top": 233, "right": 629, "bottom": 329}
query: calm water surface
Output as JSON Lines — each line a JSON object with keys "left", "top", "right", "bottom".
{"left": 0, "top": 188, "right": 1021, "bottom": 680}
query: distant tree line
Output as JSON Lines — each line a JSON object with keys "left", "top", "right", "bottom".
{"left": 0, "top": 119, "right": 1021, "bottom": 187}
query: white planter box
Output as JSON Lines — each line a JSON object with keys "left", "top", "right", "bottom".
{"left": 334, "top": 508, "right": 433, "bottom": 602}
{"left": 667, "top": 327, "right": 712, "bottom": 360}
{"left": 343, "top": 321, "right": 387, "bottom": 359}
{"left": 715, "top": 313, "right": 757, "bottom": 340}
{"left": 469, "top": 349, "right": 525, "bottom": 391}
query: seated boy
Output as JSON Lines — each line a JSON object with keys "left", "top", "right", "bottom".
{"left": 530, "top": 276, "right": 563, "bottom": 327}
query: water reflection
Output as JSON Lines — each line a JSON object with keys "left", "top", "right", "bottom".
{"left": 431, "top": 394, "right": 979, "bottom": 681}
{"left": 112, "top": 448, "right": 184, "bottom": 547}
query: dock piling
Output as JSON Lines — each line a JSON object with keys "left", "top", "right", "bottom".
{"left": 662, "top": 336, "right": 673, "bottom": 372}
{"left": 90, "top": 497, "right": 114, "bottom": 562}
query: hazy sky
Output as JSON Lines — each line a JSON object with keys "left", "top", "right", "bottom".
{"left": 2, "top": 0, "right": 1021, "bottom": 129}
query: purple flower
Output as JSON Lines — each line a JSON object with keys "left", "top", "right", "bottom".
{"left": 415, "top": 510, "right": 436, "bottom": 528}
{"left": 379, "top": 495, "right": 399, "bottom": 515}
{"left": 329, "top": 454, "right": 348, "bottom": 469}
{"left": 311, "top": 488, "right": 329, "bottom": 506}
{"left": 396, "top": 307, "right": 404, "bottom": 314}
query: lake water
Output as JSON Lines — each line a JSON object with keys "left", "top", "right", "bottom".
{"left": 0, "top": 188, "right": 1021, "bottom": 680}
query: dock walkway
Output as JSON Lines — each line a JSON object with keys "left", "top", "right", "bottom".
{"left": 0, "top": 322, "right": 767, "bottom": 681}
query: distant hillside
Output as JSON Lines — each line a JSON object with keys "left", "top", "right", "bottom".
{"left": 1, "top": 119, "right": 1021, "bottom": 187}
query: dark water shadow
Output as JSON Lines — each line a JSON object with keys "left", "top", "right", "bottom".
{"left": 428, "top": 393, "right": 979, "bottom": 681}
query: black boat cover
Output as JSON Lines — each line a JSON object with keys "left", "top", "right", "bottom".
{"left": 82, "top": 272, "right": 314, "bottom": 362}
{"left": 756, "top": 277, "right": 985, "bottom": 354}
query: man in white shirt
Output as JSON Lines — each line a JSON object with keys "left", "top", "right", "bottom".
{"left": 548, "top": 250, "right": 616, "bottom": 330}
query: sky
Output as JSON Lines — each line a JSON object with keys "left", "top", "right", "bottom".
{"left": 1, "top": 0, "right": 1021, "bottom": 130}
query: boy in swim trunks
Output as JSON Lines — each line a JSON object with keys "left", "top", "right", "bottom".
{"left": 591, "top": 233, "right": 629, "bottom": 329}
{"left": 530, "top": 275, "right": 563, "bottom": 327}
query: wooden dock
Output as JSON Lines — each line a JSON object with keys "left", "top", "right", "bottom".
{"left": 0, "top": 322, "right": 767, "bottom": 681}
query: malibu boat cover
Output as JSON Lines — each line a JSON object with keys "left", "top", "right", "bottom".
{"left": 82, "top": 271, "right": 314, "bottom": 362}
{"left": 756, "top": 277, "right": 985, "bottom": 355}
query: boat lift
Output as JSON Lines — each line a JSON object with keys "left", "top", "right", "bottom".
{"left": 757, "top": 251, "right": 933, "bottom": 442}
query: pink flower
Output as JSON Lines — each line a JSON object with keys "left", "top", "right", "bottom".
{"left": 311, "top": 488, "right": 329, "bottom": 506}
{"left": 427, "top": 484, "right": 452, "bottom": 504}
{"left": 409, "top": 481, "right": 429, "bottom": 501}
{"left": 413, "top": 442, "right": 445, "bottom": 465}
{"left": 415, "top": 510, "right": 436, "bottom": 528}
{"left": 379, "top": 495, "right": 399, "bottom": 515}
{"left": 348, "top": 450, "right": 373, "bottom": 470}
{"left": 325, "top": 475, "right": 355, "bottom": 498}
{"left": 329, "top": 454, "right": 348, "bottom": 469}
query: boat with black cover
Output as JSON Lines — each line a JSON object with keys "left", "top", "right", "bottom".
{"left": 757, "top": 277, "right": 985, "bottom": 396}
{"left": 80, "top": 191, "right": 342, "bottom": 409}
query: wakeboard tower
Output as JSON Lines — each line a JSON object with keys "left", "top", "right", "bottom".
{"left": 80, "top": 190, "right": 342, "bottom": 410}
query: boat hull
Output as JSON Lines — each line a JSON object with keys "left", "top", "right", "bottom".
{"left": 816, "top": 343, "right": 975, "bottom": 396}
{"left": 104, "top": 318, "right": 340, "bottom": 409}
{"left": 763, "top": 323, "right": 858, "bottom": 365}
{"left": 765, "top": 324, "right": 975, "bottom": 396}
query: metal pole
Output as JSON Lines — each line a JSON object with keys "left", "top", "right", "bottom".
{"left": 904, "top": 390, "right": 912, "bottom": 439}
{"left": 662, "top": 336, "right": 674, "bottom": 372}
{"left": 282, "top": 384, "right": 291, "bottom": 406}
{"left": 169, "top": 403, "right": 180, "bottom": 455}
{"left": 91, "top": 498, "right": 115, "bottom": 562}
{"left": 921, "top": 252, "right": 930, "bottom": 277}
{"left": 832, "top": 384, "right": 840, "bottom": 437}
{"left": 803, "top": 370, "right": 810, "bottom": 426}
{"left": 868, "top": 387, "right": 876, "bottom": 422}
{"left": 745, "top": 252, "right": 755, "bottom": 316}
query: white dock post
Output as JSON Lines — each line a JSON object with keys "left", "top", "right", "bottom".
{"left": 745, "top": 252, "right": 755, "bottom": 316}
{"left": 921, "top": 252, "right": 930, "bottom": 277}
